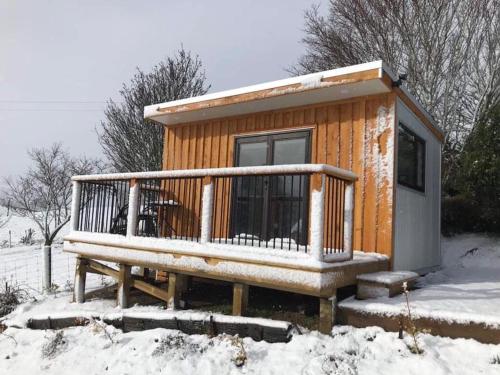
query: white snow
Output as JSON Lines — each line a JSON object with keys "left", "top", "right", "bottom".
{"left": 1, "top": 295, "right": 289, "bottom": 331}
{"left": 72, "top": 163, "right": 358, "bottom": 183}
{"left": 125, "top": 182, "right": 140, "bottom": 236}
{"left": 65, "top": 230, "right": 379, "bottom": 271}
{"left": 0, "top": 209, "right": 112, "bottom": 294}
{"left": 200, "top": 181, "right": 214, "bottom": 243}
{"left": 299, "top": 72, "right": 324, "bottom": 89}
{"left": 309, "top": 186, "right": 325, "bottom": 261}
{"left": 357, "top": 271, "right": 419, "bottom": 285}
{"left": 143, "top": 61, "right": 388, "bottom": 118}
{"left": 1, "top": 234, "right": 500, "bottom": 374}
{"left": 1, "top": 316, "right": 499, "bottom": 374}
{"left": 341, "top": 234, "right": 500, "bottom": 328}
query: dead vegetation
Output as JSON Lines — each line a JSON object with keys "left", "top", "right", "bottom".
{"left": 41, "top": 331, "right": 67, "bottom": 359}
{"left": 0, "top": 281, "right": 25, "bottom": 318}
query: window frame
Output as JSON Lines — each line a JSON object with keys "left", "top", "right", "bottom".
{"left": 397, "top": 123, "right": 426, "bottom": 193}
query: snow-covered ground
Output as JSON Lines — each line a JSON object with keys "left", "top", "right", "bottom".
{"left": 0, "top": 206, "right": 49, "bottom": 248}
{"left": 340, "top": 234, "right": 500, "bottom": 328}
{"left": 1, "top": 210, "right": 500, "bottom": 374}
{"left": 0, "top": 208, "right": 107, "bottom": 294}
{"left": 1, "top": 305, "right": 499, "bottom": 374}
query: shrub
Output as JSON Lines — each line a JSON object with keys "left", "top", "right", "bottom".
{"left": 0, "top": 282, "right": 23, "bottom": 317}
{"left": 442, "top": 195, "right": 481, "bottom": 235}
{"left": 20, "top": 228, "right": 35, "bottom": 245}
{"left": 443, "top": 104, "right": 500, "bottom": 235}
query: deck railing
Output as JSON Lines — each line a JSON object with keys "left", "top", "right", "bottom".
{"left": 69, "top": 164, "right": 357, "bottom": 262}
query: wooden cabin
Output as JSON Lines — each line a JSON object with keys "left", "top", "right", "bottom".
{"left": 64, "top": 61, "right": 443, "bottom": 333}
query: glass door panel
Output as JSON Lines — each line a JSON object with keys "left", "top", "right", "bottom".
{"left": 233, "top": 140, "right": 268, "bottom": 241}
{"left": 233, "top": 131, "right": 310, "bottom": 247}
{"left": 269, "top": 136, "right": 309, "bottom": 246}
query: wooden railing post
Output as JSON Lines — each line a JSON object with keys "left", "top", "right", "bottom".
{"left": 200, "top": 176, "right": 214, "bottom": 243}
{"left": 126, "top": 178, "right": 140, "bottom": 237}
{"left": 69, "top": 181, "right": 82, "bottom": 232}
{"left": 309, "top": 173, "right": 325, "bottom": 261}
{"left": 343, "top": 182, "right": 354, "bottom": 259}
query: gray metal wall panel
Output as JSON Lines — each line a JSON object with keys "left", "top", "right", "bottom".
{"left": 394, "top": 99, "right": 441, "bottom": 272}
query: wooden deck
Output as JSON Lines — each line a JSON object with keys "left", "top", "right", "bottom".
{"left": 65, "top": 164, "right": 390, "bottom": 333}
{"left": 64, "top": 232, "right": 388, "bottom": 334}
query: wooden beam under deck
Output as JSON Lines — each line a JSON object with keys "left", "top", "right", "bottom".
{"left": 85, "top": 259, "right": 171, "bottom": 305}
{"left": 67, "top": 240, "right": 388, "bottom": 298}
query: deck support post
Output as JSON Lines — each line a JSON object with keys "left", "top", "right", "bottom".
{"left": 232, "top": 283, "right": 249, "bottom": 316}
{"left": 69, "top": 181, "right": 82, "bottom": 231}
{"left": 200, "top": 176, "right": 214, "bottom": 243}
{"left": 117, "top": 264, "right": 132, "bottom": 308}
{"left": 167, "top": 273, "right": 188, "bottom": 309}
{"left": 310, "top": 173, "right": 325, "bottom": 261}
{"left": 319, "top": 290, "right": 337, "bottom": 334}
{"left": 74, "top": 257, "right": 87, "bottom": 303}
{"left": 126, "top": 179, "right": 140, "bottom": 237}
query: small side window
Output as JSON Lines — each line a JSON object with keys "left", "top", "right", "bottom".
{"left": 397, "top": 123, "right": 425, "bottom": 192}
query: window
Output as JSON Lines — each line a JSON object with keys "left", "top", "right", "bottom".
{"left": 398, "top": 124, "right": 425, "bottom": 192}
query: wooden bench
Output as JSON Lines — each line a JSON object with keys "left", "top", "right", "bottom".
{"left": 356, "top": 271, "right": 419, "bottom": 300}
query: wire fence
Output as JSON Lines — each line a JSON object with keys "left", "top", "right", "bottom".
{"left": 0, "top": 244, "right": 110, "bottom": 295}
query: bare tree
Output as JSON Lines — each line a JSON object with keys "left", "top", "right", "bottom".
{"left": 293, "top": 0, "right": 500, "bottom": 185}
{"left": 0, "top": 209, "right": 10, "bottom": 229}
{"left": 98, "top": 47, "right": 210, "bottom": 173}
{"left": 2, "top": 144, "right": 102, "bottom": 288}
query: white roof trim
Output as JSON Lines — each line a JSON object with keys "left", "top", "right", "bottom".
{"left": 143, "top": 60, "right": 439, "bottom": 132}
{"left": 144, "top": 60, "right": 385, "bottom": 119}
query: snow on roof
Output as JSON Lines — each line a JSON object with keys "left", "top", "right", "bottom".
{"left": 143, "top": 60, "right": 440, "bottom": 134}
{"left": 144, "top": 61, "right": 387, "bottom": 117}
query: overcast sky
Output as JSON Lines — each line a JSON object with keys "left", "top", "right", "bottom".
{"left": 0, "top": 0, "right": 320, "bottom": 178}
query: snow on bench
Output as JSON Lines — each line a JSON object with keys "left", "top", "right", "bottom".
{"left": 356, "top": 271, "right": 419, "bottom": 300}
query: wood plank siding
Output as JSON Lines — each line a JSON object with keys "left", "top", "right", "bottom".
{"left": 162, "top": 94, "right": 397, "bottom": 257}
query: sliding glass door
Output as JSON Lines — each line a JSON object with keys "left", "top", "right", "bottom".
{"left": 233, "top": 131, "right": 310, "bottom": 247}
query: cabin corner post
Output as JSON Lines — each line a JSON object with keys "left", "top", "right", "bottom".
{"left": 126, "top": 178, "right": 140, "bottom": 237}
{"left": 343, "top": 183, "right": 355, "bottom": 259}
{"left": 69, "top": 180, "right": 82, "bottom": 232}
{"left": 200, "top": 176, "right": 214, "bottom": 243}
{"left": 310, "top": 173, "right": 325, "bottom": 261}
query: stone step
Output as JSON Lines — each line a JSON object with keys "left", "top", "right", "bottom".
{"left": 356, "top": 271, "right": 419, "bottom": 300}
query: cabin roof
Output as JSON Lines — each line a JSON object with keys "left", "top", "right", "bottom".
{"left": 144, "top": 60, "right": 442, "bottom": 139}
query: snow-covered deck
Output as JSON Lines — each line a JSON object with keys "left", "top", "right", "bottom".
{"left": 63, "top": 164, "right": 390, "bottom": 333}
{"left": 64, "top": 164, "right": 374, "bottom": 296}
{"left": 64, "top": 231, "right": 388, "bottom": 297}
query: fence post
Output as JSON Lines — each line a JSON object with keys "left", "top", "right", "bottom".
{"left": 126, "top": 179, "right": 140, "bottom": 237}
{"left": 200, "top": 176, "right": 214, "bottom": 243}
{"left": 343, "top": 183, "right": 354, "bottom": 260}
{"left": 309, "top": 173, "right": 325, "bottom": 261}
{"left": 69, "top": 181, "right": 82, "bottom": 232}
{"left": 42, "top": 245, "right": 52, "bottom": 291}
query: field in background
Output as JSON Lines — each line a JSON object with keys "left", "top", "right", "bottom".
{"left": 0, "top": 207, "right": 108, "bottom": 294}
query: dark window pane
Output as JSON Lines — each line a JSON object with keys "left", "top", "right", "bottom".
{"left": 238, "top": 141, "right": 268, "bottom": 166}
{"left": 273, "top": 138, "right": 307, "bottom": 165}
{"left": 398, "top": 124, "right": 426, "bottom": 192}
{"left": 233, "top": 131, "right": 310, "bottom": 246}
